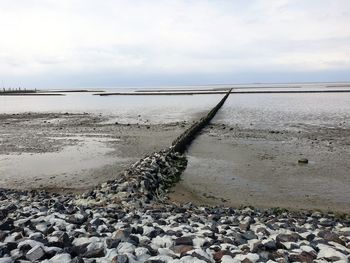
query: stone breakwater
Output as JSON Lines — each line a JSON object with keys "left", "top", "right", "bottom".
{"left": 172, "top": 89, "right": 231, "bottom": 153}
{"left": 76, "top": 148, "right": 188, "bottom": 208}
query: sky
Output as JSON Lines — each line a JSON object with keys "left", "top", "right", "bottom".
{"left": 0, "top": 0, "right": 349, "bottom": 88}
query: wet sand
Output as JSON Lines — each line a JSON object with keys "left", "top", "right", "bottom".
{"left": 0, "top": 112, "right": 190, "bottom": 192}
{"left": 169, "top": 123, "right": 350, "bottom": 213}
{"left": 1, "top": 95, "right": 349, "bottom": 213}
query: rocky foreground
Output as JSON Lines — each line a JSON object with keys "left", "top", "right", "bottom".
{"left": 0, "top": 148, "right": 350, "bottom": 263}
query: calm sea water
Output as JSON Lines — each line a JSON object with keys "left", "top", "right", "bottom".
{"left": 215, "top": 93, "right": 350, "bottom": 130}
{"left": 1, "top": 83, "right": 350, "bottom": 127}
{"left": 0, "top": 93, "right": 221, "bottom": 124}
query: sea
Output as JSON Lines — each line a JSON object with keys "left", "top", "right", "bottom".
{"left": 1, "top": 82, "right": 350, "bottom": 128}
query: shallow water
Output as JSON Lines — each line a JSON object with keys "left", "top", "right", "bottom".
{"left": 0, "top": 136, "right": 128, "bottom": 189}
{"left": 2, "top": 83, "right": 350, "bottom": 126}
{"left": 0, "top": 93, "right": 221, "bottom": 124}
{"left": 215, "top": 93, "right": 350, "bottom": 130}
{"left": 175, "top": 92, "right": 350, "bottom": 212}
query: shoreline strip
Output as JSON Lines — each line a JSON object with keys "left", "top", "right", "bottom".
{"left": 94, "top": 89, "right": 350, "bottom": 96}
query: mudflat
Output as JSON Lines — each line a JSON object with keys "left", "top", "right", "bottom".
{"left": 169, "top": 123, "right": 350, "bottom": 213}
{"left": 0, "top": 112, "right": 189, "bottom": 192}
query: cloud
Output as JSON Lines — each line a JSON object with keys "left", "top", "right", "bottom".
{"left": 0, "top": 0, "right": 349, "bottom": 87}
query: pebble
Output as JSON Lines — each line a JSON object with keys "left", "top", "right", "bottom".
{"left": 298, "top": 158, "right": 309, "bottom": 164}
{"left": 26, "top": 245, "right": 45, "bottom": 261}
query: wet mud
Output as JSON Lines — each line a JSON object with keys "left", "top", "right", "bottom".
{"left": 0, "top": 112, "right": 189, "bottom": 192}
{"left": 169, "top": 123, "right": 350, "bottom": 213}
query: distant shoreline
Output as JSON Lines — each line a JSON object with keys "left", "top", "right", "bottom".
{"left": 44, "top": 89, "right": 105, "bottom": 93}
{"left": 95, "top": 89, "right": 350, "bottom": 96}
{"left": 0, "top": 93, "right": 64, "bottom": 96}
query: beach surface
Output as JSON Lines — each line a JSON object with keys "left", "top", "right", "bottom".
{"left": 1, "top": 90, "right": 350, "bottom": 213}
{"left": 0, "top": 112, "right": 191, "bottom": 192}
{"left": 169, "top": 123, "right": 350, "bottom": 213}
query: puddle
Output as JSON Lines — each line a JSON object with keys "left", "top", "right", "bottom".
{"left": 0, "top": 136, "right": 123, "bottom": 188}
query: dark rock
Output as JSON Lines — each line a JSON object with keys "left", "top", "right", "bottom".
{"left": 72, "top": 257, "right": 85, "bottom": 263}
{"left": 49, "top": 232, "right": 72, "bottom": 248}
{"left": 69, "top": 244, "right": 88, "bottom": 256}
{"left": 148, "top": 228, "right": 165, "bottom": 239}
{"left": 172, "top": 245, "right": 193, "bottom": 255}
{"left": 290, "top": 243, "right": 300, "bottom": 249}
{"left": 83, "top": 247, "right": 104, "bottom": 258}
{"left": 0, "top": 209, "right": 8, "bottom": 221}
{"left": 319, "top": 220, "right": 335, "bottom": 227}
{"left": 106, "top": 238, "right": 121, "bottom": 249}
{"left": 157, "top": 220, "right": 167, "bottom": 225}
{"left": 6, "top": 242, "right": 17, "bottom": 251}
{"left": 309, "top": 240, "right": 324, "bottom": 252}
{"left": 242, "top": 231, "right": 258, "bottom": 240}
{"left": 232, "top": 233, "right": 247, "bottom": 246}
{"left": 91, "top": 218, "right": 105, "bottom": 227}
{"left": 210, "top": 225, "right": 219, "bottom": 233}
{"left": 214, "top": 250, "right": 236, "bottom": 262}
{"left": 264, "top": 240, "right": 277, "bottom": 251}
{"left": 19, "top": 244, "right": 32, "bottom": 253}
{"left": 143, "top": 245, "right": 158, "bottom": 256}
{"left": 53, "top": 201, "right": 65, "bottom": 211}
{"left": 306, "top": 233, "right": 315, "bottom": 241}
{"left": 0, "top": 245, "right": 9, "bottom": 257}
{"left": 174, "top": 236, "right": 193, "bottom": 246}
{"left": 252, "top": 241, "right": 264, "bottom": 253}
{"left": 0, "top": 218, "right": 14, "bottom": 231}
{"left": 128, "top": 235, "right": 139, "bottom": 246}
{"left": 288, "top": 251, "right": 315, "bottom": 262}
{"left": 131, "top": 226, "right": 143, "bottom": 235}
{"left": 318, "top": 230, "right": 345, "bottom": 246}
{"left": 112, "top": 254, "right": 129, "bottom": 263}
{"left": 66, "top": 214, "right": 88, "bottom": 225}
{"left": 221, "top": 237, "right": 234, "bottom": 244}
{"left": 298, "top": 158, "right": 308, "bottom": 164}
{"left": 46, "top": 226, "right": 55, "bottom": 235}
{"left": 0, "top": 231, "right": 6, "bottom": 242}
{"left": 192, "top": 252, "right": 211, "bottom": 263}
{"left": 276, "top": 233, "right": 300, "bottom": 243}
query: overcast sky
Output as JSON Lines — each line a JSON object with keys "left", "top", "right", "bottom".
{"left": 0, "top": 0, "right": 349, "bottom": 88}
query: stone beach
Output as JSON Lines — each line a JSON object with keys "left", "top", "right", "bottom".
{"left": 1, "top": 146, "right": 350, "bottom": 263}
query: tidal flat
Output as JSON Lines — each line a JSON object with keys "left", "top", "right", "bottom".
{"left": 1, "top": 90, "right": 350, "bottom": 212}
{"left": 170, "top": 93, "right": 350, "bottom": 213}
{"left": 0, "top": 112, "right": 190, "bottom": 192}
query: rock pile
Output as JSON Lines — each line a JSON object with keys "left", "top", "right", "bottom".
{"left": 75, "top": 148, "right": 187, "bottom": 208}
{"left": 0, "top": 147, "right": 349, "bottom": 262}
